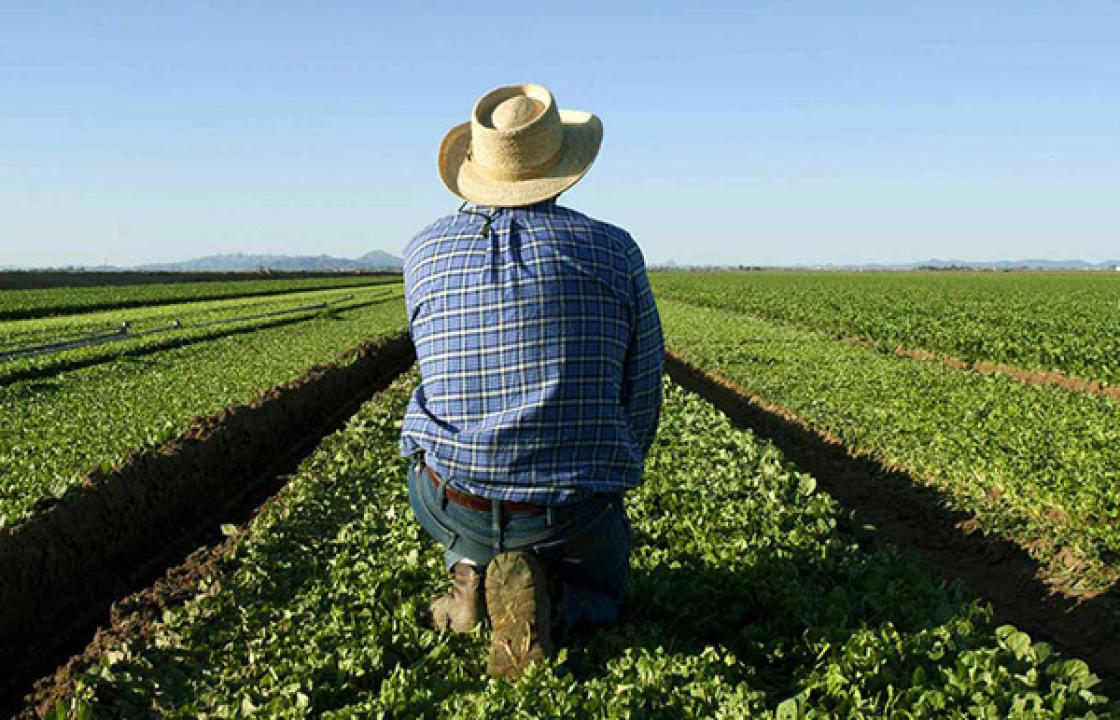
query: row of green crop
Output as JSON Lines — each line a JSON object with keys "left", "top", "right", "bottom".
{"left": 0, "top": 298, "right": 406, "bottom": 527}
{"left": 653, "top": 271, "right": 1120, "bottom": 386}
{"left": 0, "top": 274, "right": 400, "bottom": 321}
{"left": 0, "top": 283, "right": 395, "bottom": 345}
{"left": 659, "top": 299, "right": 1120, "bottom": 594}
{"left": 0, "top": 285, "right": 403, "bottom": 384}
{"left": 55, "top": 375, "right": 1116, "bottom": 718}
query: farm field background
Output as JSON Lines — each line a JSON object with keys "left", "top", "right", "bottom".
{"left": 0, "top": 274, "right": 399, "bottom": 321}
{"left": 658, "top": 297, "right": 1120, "bottom": 595}
{"left": 0, "top": 276, "right": 406, "bottom": 526}
{"left": 0, "top": 284, "right": 401, "bottom": 385}
{"left": 654, "top": 271, "right": 1120, "bottom": 388}
{"left": 50, "top": 375, "right": 1119, "bottom": 719}
{"left": 2, "top": 270, "right": 1118, "bottom": 718}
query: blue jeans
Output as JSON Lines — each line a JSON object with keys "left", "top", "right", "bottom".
{"left": 406, "top": 458, "right": 631, "bottom": 638}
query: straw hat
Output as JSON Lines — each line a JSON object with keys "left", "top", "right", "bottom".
{"left": 438, "top": 83, "right": 603, "bottom": 207}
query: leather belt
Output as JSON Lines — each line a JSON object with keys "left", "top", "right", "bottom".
{"left": 426, "top": 465, "right": 544, "bottom": 515}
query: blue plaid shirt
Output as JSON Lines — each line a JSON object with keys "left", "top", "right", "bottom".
{"left": 399, "top": 199, "right": 663, "bottom": 504}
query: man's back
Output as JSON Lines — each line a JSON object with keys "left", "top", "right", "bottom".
{"left": 404, "top": 83, "right": 660, "bottom": 678}
{"left": 400, "top": 199, "right": 663, "bottom": 504}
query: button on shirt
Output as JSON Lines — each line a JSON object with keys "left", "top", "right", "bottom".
{"left": 399, "top": 199, "right": 664, "bottom": 504}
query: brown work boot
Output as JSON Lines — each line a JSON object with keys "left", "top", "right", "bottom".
{"left": 429, "top": 562, "right": 484, "bottom": 633}
{"left": 485, "top": 552, "right": 556, "bottom": 679}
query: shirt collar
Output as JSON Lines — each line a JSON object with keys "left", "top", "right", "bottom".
{"left": 460, "top": 196, "right": 558, "bottom": 214}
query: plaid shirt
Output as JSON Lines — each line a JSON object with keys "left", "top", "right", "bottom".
{"left": 399, "top": 199, "right": 663, "bottom": 504}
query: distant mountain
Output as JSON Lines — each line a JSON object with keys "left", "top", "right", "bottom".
{"left": 137, "top": 251, "right": 403, "bottom": 272}
{"left": 355, "top": 250, "right": 404, "bottom": 268}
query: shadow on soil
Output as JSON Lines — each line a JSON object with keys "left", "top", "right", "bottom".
{"left": 662, "top": 351, "right": 1120, "bottom": 694}
{"left": 0, "top": 334, "right": 415, "bottom": 718}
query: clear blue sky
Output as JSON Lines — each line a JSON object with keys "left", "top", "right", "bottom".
{"left": 2, "top": 1, "right": 1118, "bottom": 267}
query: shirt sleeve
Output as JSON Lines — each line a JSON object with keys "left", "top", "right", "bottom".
{"left": 620, "top": 240, "right": 664, "bottom": 456}
{"left": 402, "top": 236, "right": 423, "bottom": 333}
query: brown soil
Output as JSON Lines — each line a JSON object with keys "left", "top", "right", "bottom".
{"left": 19, "top": 540, "right": 231, "bottom": 719}
{"left": 0, "top": 332, "right": 415, "bottom": 717}
{"left": 664, "top": 350, "right": 1120, "bottom": 693}
{"left": 846, "top": 338, "right": 1120, "bottom": 401}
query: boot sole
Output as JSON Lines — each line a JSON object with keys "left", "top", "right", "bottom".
{"left": 485, "top": 552, "right": 555, "bottom": 679}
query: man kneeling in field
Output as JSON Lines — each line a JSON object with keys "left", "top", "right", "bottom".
{"left": 400, "top": 83, "right": 663, "bottom": 678}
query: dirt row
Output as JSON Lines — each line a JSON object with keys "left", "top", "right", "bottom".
{"left": 0, "top": 332, "right": 415, "bottom": 716}
{"left": 890, "top": 345, "right": 1120, "bottom": 400}
{"left": 668, "top": 298, "right": 1117, "bottom": 400}
{"left": 19, "top": 540, "right": 233, "bottom": 718}
{"left": 663, "top": 350, "right": 1120, "bottom": 693}
{"left": 828, "top": 332, "right": 1120, "bottom": 400}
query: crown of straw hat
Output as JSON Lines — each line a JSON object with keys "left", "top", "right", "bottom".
{"left": 438, "top": 83, "right": 603, "bottom": 207}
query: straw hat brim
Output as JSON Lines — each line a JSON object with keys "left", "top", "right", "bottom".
{"left": 438, "top": 110, "right": 603, "bottom": 208}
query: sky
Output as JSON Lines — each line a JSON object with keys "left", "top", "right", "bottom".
{"left": 1, "top": 1, "right": 1118, "bottom": 268}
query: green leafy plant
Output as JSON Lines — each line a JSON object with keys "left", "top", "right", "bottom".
{"left": 659, "top": 299, "right": 1120, "bottom": 595}
{"left": 0, "top": 275, "right": 399, "bottom": 321}
{"left": 57, "top": 376, "right": 1118, "bottom": 718}
{"left": 0, "top": 297, "right": 405, "bottom": 526}
{"left": 653, "top": 271, "right": 1120, "bottom": 387}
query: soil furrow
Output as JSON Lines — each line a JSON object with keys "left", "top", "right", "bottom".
{"left": 0, "top": 333, "right": 415, "bottom": 716}
{"left": 664, "top": 350, "right": 1120, "bottom": 693}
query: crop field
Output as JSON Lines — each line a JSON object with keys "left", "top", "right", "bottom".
{"left": 653, "top": 273, "right": 1120, "bottom": 599}
{"left": 0, "top": 283, "right": 390, "bottom": 347}
{"left": 0, "top": 273, "right": 400, "bottom": 321}
{"left": 33, "top": 375, "right": 1115, "bottom": 719}
{"left": 3, "top": 270, "right": 1119, "bottom": 718}
{"left": 659, "top": 300, "right": 1120, "bottom": 594}
{"left": 0, "top": 283, "right": 406, "bottom": 527}
{"left": 0, "top": 285, "right": 401, "bottom": 385}
{"left": 654, "top": 272, "right": 1120, "bottom": 388}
